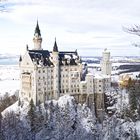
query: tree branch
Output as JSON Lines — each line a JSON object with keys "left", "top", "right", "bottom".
{"left": 123, "top": 25, "right": 140, "bottom": 36}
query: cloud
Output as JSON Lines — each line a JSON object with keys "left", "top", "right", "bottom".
{"left": 0, "top": 0, "right": 140, "bottom": 56}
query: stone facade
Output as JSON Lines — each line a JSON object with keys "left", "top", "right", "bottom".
{"left": 19, "top": 22, "right": 111, "bottom": 119}
{"left": 101, "top": 48, "right": 112, "bottom": 75}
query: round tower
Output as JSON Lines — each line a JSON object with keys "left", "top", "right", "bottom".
{"left": 101, "top": 49, "right": 112, "bottom": 75}
{"left": 33, "top": 20, "right": 42, "bottom": 50}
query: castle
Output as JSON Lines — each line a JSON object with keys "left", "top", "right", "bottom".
{"left": 19, "top": 21, "right": 112, "bottom": 119}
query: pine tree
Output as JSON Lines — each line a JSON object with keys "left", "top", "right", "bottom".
{"left": 129, "top": 86, "right": 137, "bottom": 110}
{"left": 28, "top": 99, "right": 36, "bottom": 140}
{"left": 134, "top": 129, "right": 139, "bottom": 140}
{"left": 18, "top": 98, "right": 21, "bottom": 106}
{"left": 0, "top": 112, "right": 2, "bottom": 133}
{"left": 0, "top": 112, "right": 4, "bottom": 140}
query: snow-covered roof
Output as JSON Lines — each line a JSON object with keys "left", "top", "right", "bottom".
{"left": 86, "top": 73, "right": 94, "bottom": 76}
{"left": 94, "top": 74, "right": 110, "bottom": 79}
{"left": 27, "top": 50, "right": 80, "bottom": 66}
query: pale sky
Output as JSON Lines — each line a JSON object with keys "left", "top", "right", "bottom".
{"left": 0, "top": 0, "right": 140, "bottom": 56}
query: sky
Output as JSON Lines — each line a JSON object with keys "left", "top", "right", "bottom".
{"left": 0, "top": 0, "right": 140, "bottom": 56}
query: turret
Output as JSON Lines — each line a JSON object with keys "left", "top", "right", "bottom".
{"left": 19, "top": 55, "right": 22, "bottom": 62}
{"left": 33, "top": 20, "right": 42, "bottom": 50}
{"left": 53, "top": 38, "right": 58, "bottom": 52}
{"left": 52, "top": 38, "right": 60, "bottom": 99}
{"left": 19, "top": 55, "right": 22, "bottom": 66}
{"left": 101, "top": 49, "right": 112, "bottom": 75}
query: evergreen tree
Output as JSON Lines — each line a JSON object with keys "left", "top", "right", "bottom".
{"left": 133, "top": 129, "right": 139, "bottom": 140}
{"left": 28, "top": 99, "right": 36, "bottom": 140}
{"left": 0, "top": 112, "right": 2, "bottom": 133}
{"left": 18, "top": 98, "right": 21, "bottom": 106}
{"left": 129, "top": 85, "right": 137, "bottom": 112}
{"left": 0, "top": 112, "right": 4, "bottom": 140}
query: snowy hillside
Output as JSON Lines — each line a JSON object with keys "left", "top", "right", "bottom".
{"left": 0, "top": 65, "right": 19, "bottom": 97}
{"left": 1, "top": 92, "right": 140, "bottom": 140}
{"left": 1, "top": 95, "right": 98, "bottom": 140}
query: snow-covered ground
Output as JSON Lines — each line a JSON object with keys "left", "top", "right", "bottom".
{"left": 1, "top": 58, "right": 140, "bottom": 140}
{"left": 0, "top": 65, "right": 19, "bottom": 97}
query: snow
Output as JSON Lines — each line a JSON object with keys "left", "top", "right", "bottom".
{"left": 136, "top": 121, "right": 140, "bottom": 137}
{"left": 1, "top": 57, "right": 140, "bottom": 139}
{"left": 94, "top": 74, "right": 110, "bottom": 79}
{"left": 2, "top": 101, "right": 19, "bottom": 115}
{"left": 57, "top": 95, "right": 74, "bottom": 107}
{"left": 0, "top": 65, "right": 19, "bottom": 97}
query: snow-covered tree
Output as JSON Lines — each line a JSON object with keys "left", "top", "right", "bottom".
{"left": 28, "top": 99, "right": 36, "bottom": 140}
{"left": 0, "top": 112, "right": 4, "bottom": 140}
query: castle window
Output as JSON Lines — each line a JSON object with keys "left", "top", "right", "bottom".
{"left": 38, "top": 77, "right": 41, "bottom": 79}
{"left": 38, "top": 70, "right": 41, "bottom": 73}
{"left": 43, "top": 77, "right": 45, "bottom": 79}
{"left": 99, "top": 85, "right": 101, "bottom": 87}
{"left": 38, "top": 88, "right": 41, "bottom": 91}
{"left": 43, "top": 70, "right": 45, "bottom": 73}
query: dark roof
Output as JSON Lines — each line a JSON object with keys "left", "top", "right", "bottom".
{"left": 53, "top": 39, "right": 58, "bottom": 52}
{"left": 28, "top": 50, "right": 79, "bottom": 66}
{"left": 19, "top": 55, "right": 22, "bottom": 62}
{"left": 34, "top": 20, "right": 41, "bottom": 36}
{"left": 22, "top": 72, "right": 31, "bottom": 75}
{"left": 59, "top": 51, "right": 78, "bottom": 66}
{"left": 29, "top": 50, "right": 53, "bottom": 66}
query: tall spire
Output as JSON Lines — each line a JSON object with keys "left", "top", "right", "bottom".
{"left": 53, "top": 38, "right": 58, "bottom": 52}
{"left": 34, "top": 20, "right": 41, "bottom": 36}
{"left": 19, "top": 55, "right": 22, "bottom": 62}
{"left": 33, "top": 20, "right": 42, "bottom": 50}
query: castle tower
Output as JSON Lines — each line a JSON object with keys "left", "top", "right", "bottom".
{"left": 101, "top": 49, "right": 112, "bottom": 75}
{"left": 33, "top": 21, "right": 42, "bottom": 50}
{"left": 52, "top": 38, "right": 60, "bottom": 99}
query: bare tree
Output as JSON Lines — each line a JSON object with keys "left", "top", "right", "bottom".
{"left": 123, "top": 25, "right": 140, "bottom": 36}
{"left": 123, "top": 25, "right": 140, "bottom": 48}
